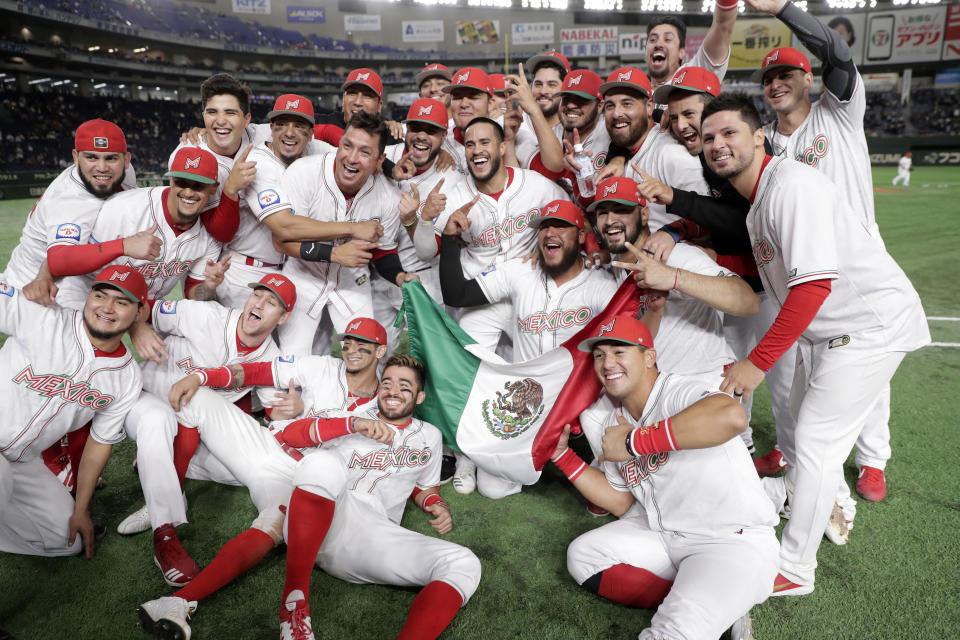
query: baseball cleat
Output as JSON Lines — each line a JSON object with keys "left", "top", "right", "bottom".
{"left": 823, "top": 502, "right": 851, "bottom": 546}
{"left": 279, "top": 596, "right": 315, "bottom": 640}
{"left": 771, "top": 572, "right": 814, "bottom": 597}
{"left": 753, "top": 448, "right": 787, "bottom": 475}
{"left": 721, "top": 610, "right": 754, "bottom": 640}
{"left": 452, "top": 457, "right": 476, "bottom": 495}
{"left": 118, "top": 504, "right": 152, "bottom": 535}
{"left": 153, "top": 526, "right": 201, "bottom": 587}
{"left": 438, "top": 454, "right": 456, "bottom": 486}
{"left": 137, "top": 596, "right": 196, "bottom": 640}
{"left": 856, "top": 465, "right": 887, "bottom": 502}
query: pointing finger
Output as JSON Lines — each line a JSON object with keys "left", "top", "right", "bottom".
{"left": 430, "top": 177, "right": 445, "bottom": 194}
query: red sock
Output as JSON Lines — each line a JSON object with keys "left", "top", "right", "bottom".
{"left": 66, "top": 423, "right": 91, "bottom": 495}
{"left": 173, "top": 423, "right": 200, "bottom": 486}
{"left": 597, "top": 564, "right": 672, "bottom": 609}
{"left": 173, "top": 528, "right": 274, "bottom": 602}
{"left": 282, "top": 488, "right": 336, "bottom": 602}
{"left": 396, "top": 580, "right": 464, "bottom": 640}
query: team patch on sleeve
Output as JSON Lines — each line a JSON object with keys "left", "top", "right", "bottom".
{"left": 159, "top": 300, "right": 179, "bottom": 314}
{"left": 258, "top": 189, "right": 280, "bottom": 209}
{"left": 278, "top": 354, "right": 295, "bottom": 363}
{"left": 0, "top": 282, "right": 15, "bottom": 297}
{"left": 55, "top": 223, "right": 82, "bottom": 241}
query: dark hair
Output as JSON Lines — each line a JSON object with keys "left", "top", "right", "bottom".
{"left": 827, "top": 16, "right": 856, "bottom": 46}
{"left": 647, "top": 16, "right": 686, "bottom": 48}
{"left": 464, "top": 117, "right": 504, "bottom": 144}
{"left": 382, "top": 354, "right": 425, "bottom": 391}
{"left": 532, "top": 59, "right": 567, "bottom": 81}
{"left": 200, "top": 73, "right": 252, "bottom": 115}
{"left": 345, "top": 111, "right": 389, "bottom": 155}
{"left": 668, "top": 89, "right": 715, "bottom": 107}
{"left": 701, "top": 92, "right": 762, "bottom": 132}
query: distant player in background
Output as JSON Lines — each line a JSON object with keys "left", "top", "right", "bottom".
{"left": 892, "top": 152, "right": 912, "bottom": 187}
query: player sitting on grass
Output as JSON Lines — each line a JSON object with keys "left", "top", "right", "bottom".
{"left": 557, "top": 315, "right": 778, "bottom": 639}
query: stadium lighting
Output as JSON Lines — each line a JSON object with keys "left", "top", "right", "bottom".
{"left": 641, "top": 0, "right": 683, "bottom": 11}
{"left": 133, "top": 47, "right": 148, "bottom": 53}
{"left": 521, "top": 0, "right": 569, "bottom": 8}
{"left": 28, "top": 77, "right": 51, "bottom": 85}
{"left": 94, "top": 83, "right": 106, "bottom": 89}
{"left": 700, "top": 0, "right": 746, "bottom": 12}
{"left": 467, "top": 0, "right": 513, "bottom": 6}
{"left": 118, "top": 84, "right": 125, "bottom": 88}
{"left": 825, "top": 0, "right": 877, "bottom": 7}
{"left": 892, "top": 0, "right": 940, "bottom": 5}
{"left": 414, "top": 0, "right": 456, "bottom": 4}
{"left": 584, "top": 0, "right": 622, "bottom": 10}
{"left": 87, "top": 45, "right": 100, "bottom": 51}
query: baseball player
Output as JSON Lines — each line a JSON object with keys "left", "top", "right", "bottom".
{"left": 375, "top": 98, "right": 466, "bottom": 354}
{"left": 892, "top": 152, "right": 912, "bottom": 187}
{"left": 0, "top": 265, "right": 145, "bottom": 557}
{"left": 416, "top": 63, "right": 452, "bottom": 109}
{"left": 115, "top": 275, "right": 294, "bottom": 587}
{"left": 2, "top": 119, "right": 135, "bottom": 293}
{"left": 268, "top": 111, "right": 415, "bottom": 357}
{"left": 558, "top": 315, "right": 778, "bottom": 639}
{"left": 750, "top": 0, "right": 897, "bottom": 501}
{"left": 525, "top": 51, "right": 568, "bottom": 130}
{"left": 138, "top": 355, "right": 480, "bottom": 640}
{"left": 311, "top": 68, "right": 403, "bottom": 149}
{"left": 701, "top": 93, "right": 929, "bottom": 595}
{"left": 439, "top": 67, "right": 496, "bottom": 174}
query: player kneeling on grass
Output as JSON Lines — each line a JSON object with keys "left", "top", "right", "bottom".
{"left": 137, "top": 354, "right": 480, "bottom": 640}
{"left": 556, "top": 315, "right": 779, "bottom": 639}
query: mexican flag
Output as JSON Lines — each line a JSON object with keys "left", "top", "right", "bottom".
{"left": 398, "top": 278, "right": 643, "bottom": 485}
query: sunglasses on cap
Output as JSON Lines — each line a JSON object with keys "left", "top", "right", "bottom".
{"left": 172, "top": 177, "right": 207, "bottom": 190}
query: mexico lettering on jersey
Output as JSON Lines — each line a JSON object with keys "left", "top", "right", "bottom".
{"left": 13, "top": 366, "right": 115, "bottom": 409}
{"left": 618, "top": 451, "right": 670, "bottom": 488}
{"left": 472, "top": 209, "right": 539, "bottom": 248}
{"left": 518, "top": 306, "right": 593, "bottom": 335}
{"left": 348, "top": 446, "right": 433, "bottom": 471}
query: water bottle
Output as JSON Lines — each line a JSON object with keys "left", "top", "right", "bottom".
{"left": 573, "top": 143, "right": 596, "bottom": 198}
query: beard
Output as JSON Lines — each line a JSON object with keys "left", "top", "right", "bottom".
{"left": 83, "top": 314, "right": 136, "bottom": 341}
{"left": 79, "top": 171, "right": 125, "bottom": 199}
{"left": 601, "top": 224, "right": 641, "bottom": 255}
{"left": 540, "top": 243, "right": 581, "bottom": 279}
{"left": 468, "top": 154, "right": 501, "bottom": 184}
{"left": 541, "top": 100, "right": 560, "bottom": 119}
{"left": 378, "top": 395, "right": 413, "bottom": 421}
{"left": 608, "top": 117, "right": 649, "bottom": 150}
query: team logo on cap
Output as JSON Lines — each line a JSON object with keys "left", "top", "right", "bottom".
{"left": 426, "top": 64, "right": 441, "bottom": 71}
{"left": 673, "top": 71, "right": 686, "bottom": 85}
{"left": 267, "top": 277, "right": 285, "bottom": 287}
{"left": 184, "top": 156, "right": 201, "bottom": 170}
{"left": 456, "top": 71, "right": 471, "bottom": 84}
{"left": 285, "top": 98, "right": 300, "bottom": 110}
{"left": 568, "top": 74, "right": 583, "bottom": 87}
{"left": 481, "top": 378, "right": 545, "bottom": 440}
{"left": 357, "top": 72, "right": 370, "bottom": 81}
{"left": 598, "top": 319, "right": 616, "bottom": 337}
{"left": 109, "top": 270, "right": 130, "bottom": 282}
{"left": 544, "top": 202, "right": 560, "bottom": 215}
{"left": 764, "top": 50, "right": 780, "bottom": 66}
{"left": 601, "top": 183, "right": 619, "bottom": 198}
{"left": 418, "top": 104, "right": 434, "bottom": 116}
{"left": 618, "top": 70, "right": 633, "bottom": 81}
{"left": 94, "top": 136, "right": 108, "bottom": 149}
{"left": 347, "top": 319, "right": 363, "bottom": 333}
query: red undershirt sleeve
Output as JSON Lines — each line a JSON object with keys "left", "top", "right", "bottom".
{"left": 748, "top": 279, "right": 832, "bottom": 372}
{"left": 47, "top": 239, "right": 125, "bottom": 277}
{"left": 200, "top": 193, "right": 239, "bottom": 244}
{"left": 183, "top": 277, "right": 203, "bottom": 299}
{"left": 529, "top": 153, "right": 567, "bottom": 181}
{"left": 197, "top": 361, "right": 276, "bottom": 388}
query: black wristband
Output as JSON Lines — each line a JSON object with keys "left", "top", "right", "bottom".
{"left": 300, "top": 242, "right": 333, "bottom": 262}
{"left": 625, "top": 430, "right": 636, "bottom": 458}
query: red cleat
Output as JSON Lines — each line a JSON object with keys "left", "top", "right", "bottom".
{"left": 753, "top": 448, "right": 787, "bottom": 476}
{"left": 153, "top": 525, "right": 200, "bottom": 587}
{"left": 771, "top": 572, "right": 813, "bottom": 597}
{"left": 856, "top": 465, "right": 887, "bottom": 502}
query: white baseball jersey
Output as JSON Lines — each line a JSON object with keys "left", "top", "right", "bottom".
{"left": 0, "top": 282, "right": 142, "bottom": 462}
{"left": 270, "top": 353, "right": 371, "bottom": 418}
{"left": 277, "top": 153, "right": 402, "bottom": 320}
{"left": 445, "top": 115, "right": 539, "bottom": 172}
{"left": 612, "top": 243, "right": 737, "bottom": 376}
{"left": 56, "top": 187, "right": 221, "bottom": 310}
{"left": 594, "top": 373, "right": 778, "bottom": 536}
{"left": 762, "top": 74, "right": 875, "bottom": 229}
{"left": 475, "top": 260, "right": 618, "bottom": 361}
{"left": 433, "top": 168, "right": 570, "bottom": 278}
{"left": 897, "top": 155, "right": 912, "bottom": 173}
{"left": 290, "top": 400, "right": 442, "bottom": 524}
{"left": 748, "top": 156, "right": 929, "bottom": 373}
{"left": 142, "top": 298, "right": 279, "bottom": 406}
{"left": 168, "top": 127, "right": 254, "bottom": 211}
{"left": 2, "top": 164, "right": 135, "bottom": 287}
{"left": 624, "top": 133, "right": 709, "bottom": 231}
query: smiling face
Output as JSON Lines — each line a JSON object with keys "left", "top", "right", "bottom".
{"left": 404, "top": 122, "right": 446, "bottom": 169}
{"left": 342, "top": 85, "right": 382, "bottom": 119}
{"left": 532, "top": 67, "right": 563, "bottom": 118}
{"left": 450, "top": 87, "right": 490, "bottom": 131}
{"left": 334, "top": 126, "right": 384, "bottom": 195}
{"left": 668, "top": 92, "right": 708, "bottom": 156}
{"left": 420, "top": 77, "right": 451, "bottom": 105}
{"left": 537, "top": 220, "right": 583, "bottom": 278}
{"left": 762, "top": 68, "right": 813, "bottom": 116}
{"left": 202, "top": 94, "right": 250, "bottom": 156}
{"left": 560, "top": 94, "right": 601, "bottom": 134}
{"left": 240, "top": 287, "right": 288, "bottom": 341}
{"left": 72, "top": 149, "right": 130, "bottom": 199}
{"left": 166, "top": 177, "right": 216, "bottom": 226}
{"left": 701, "top": 109, "right": 763, "bottom": 182}
{"left": 377, "top": 365, "right": 424, "bottom": 421}
{"left": 464, "top": 121, "right": 504, "bottom": 184}
{"left": 83, "top": 285, "right": 139, "bottom": 341}
{"left": 269, "top": 115, "right": 312, "bottom": 165}
{"left": 645, "top": 24, "right": 685, "bottom": 84}
{"left": 341, "top": 337, "right": 386, "bottom": 375}
{"left": 603, "top": 90, "right": 650, "bottom": 150}
{"left": 595, "top": 201, "right": 647, "bottom": 255}
{"left": 592, "top": 342, "right": 657, "bottom": 400}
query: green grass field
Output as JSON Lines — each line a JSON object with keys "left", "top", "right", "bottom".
{"left": 0, "top": 166, "right": 958, "bottom": 639}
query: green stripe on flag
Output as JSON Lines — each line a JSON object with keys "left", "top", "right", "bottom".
{"left": 398, "top": 281, "right": 480, "bottom": 454}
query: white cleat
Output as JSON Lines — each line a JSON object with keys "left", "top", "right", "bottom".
{"left": 823, "top": 501, "right": 851, "bottom": 546}
{"left": 137, "top": 596, "right": 196, "bottom": 640}
{"left": 452, "top": 457, "right": 476, "bottom": 495}
{"left": 722, "top": 610, "right": 755, "bottom": 640}
{"left": 118, "top": 504, "right": 151, "bottom": 535}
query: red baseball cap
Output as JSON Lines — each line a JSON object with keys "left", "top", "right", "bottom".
{"left": 651, "top": 67, "right": 722, "bottom": 104}
{"left": 530, "top": 200, "right": 585, "bottom": 230}
{"left": 248, "top": 273, "right": 297, "bottom": 312}
{"left": 599, "top": 67, "right": 652, "bottom": 99}
{"left": 92, "top": 264, "right": 148, "bottom": 305}
{"left": 164, "top": 147, "right": 219, "bottom": 185}
{"left": 404, "top": 98, "right": 449, "bottom": 131}
{"left": 526, "top": 51, "right": 571, "bottom": 75}
{"left": 587, "top": 177, "right": 646, "bottom": 212}
{"left": 334, "top": 317, "right": 387, "bottom": 345}
{"left": 443, "top": 68, "right": 493, "bottom": 97}
{"left": 342, "top": 68, "right": 383, "bottom": 98}
{"left": 752, "top": 47, "right": 812, "bottom": 82}
{"left": 266, "top": 93, "right": 315, "bottom": 125}
{"left": 578, "top": 315, "right": 654, "bottom": 352}
{"left": 75, "top": 119, "right": 127, "bottom": 153}
{"left": 559, "top": 69, "right": 603, "bottom": 101}
{"left": 488, "top": 73, "right": 507, "bottom": 95}
{"left": 416, "top": 63, "right": 452, "bottom": 87}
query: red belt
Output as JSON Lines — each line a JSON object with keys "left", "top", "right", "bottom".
{"left": 273, "top": 431, "right": 303, "bottom": 461}
{"left": 244, "top": 255, "right": 283, "bottom": 269}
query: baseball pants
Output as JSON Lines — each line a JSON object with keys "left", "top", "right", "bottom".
{"left": 291, "top": 450, "right": 482, "bottom": 603}
{"left": 216, "top": 254, "right": 283, "bottom": 311}
{"left": 567, "top": 517, "right": 779, "bottom": 640}
{"left": 892, "top": 171, "right": 910, "bottom": 187}
{"left": 277, "top": 273, "right": 373, "bottom": 357}
{"left": 0, "top": 455, "right": 83, "bottom": 556}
